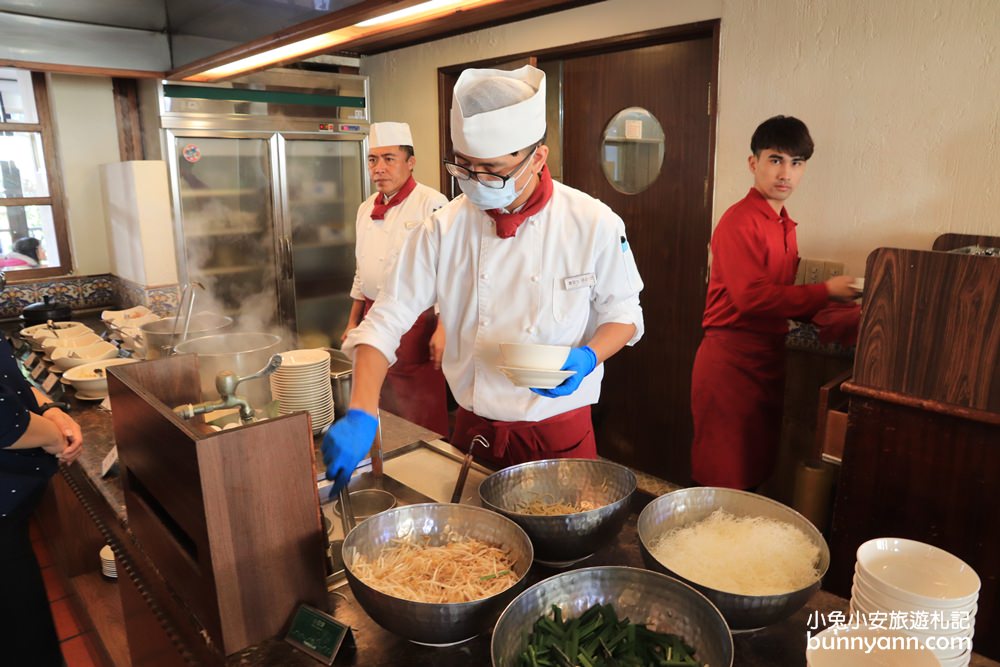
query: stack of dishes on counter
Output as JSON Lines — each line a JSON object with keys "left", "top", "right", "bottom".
{"left": 99, "top": 545, "right": 117, "bottom": 581}
{"left": 497, "top": 343, "right": 574, "bottom": 389}
{"left": 102, "top": 306, "right": 159, "bottom": 358}
{"left": 22, "top": 321, "right": 93, "bottom": 354}
{"left": 849, "top": 538, "right": 980, "bottom": 667}
{"left": 269, "top": 348, "right": 334, "bottom": 434}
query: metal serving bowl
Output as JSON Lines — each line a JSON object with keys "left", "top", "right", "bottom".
{"left": 491, "top": 566, "right": 734, "bottom": 667}
{"left": 479, "top": 458, "right": 636, "bottom": 566}
{"left": 342, "top": 503, "right": 533, "bottom": 645}
{"left": 637, "top": 487, "right": 830, "bottom": 631}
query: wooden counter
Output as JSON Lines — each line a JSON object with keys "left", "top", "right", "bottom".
{"left": 37, "top": 393, "right": 997, "bottom": 666}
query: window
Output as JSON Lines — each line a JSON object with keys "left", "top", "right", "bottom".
{"left": 0, "top": 69, "right": 71, "bottom": 278}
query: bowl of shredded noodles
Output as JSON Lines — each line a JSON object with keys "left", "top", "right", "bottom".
{"left": 637, "top": 487, "right": 830, "bottom": 631}
{"left": 342, "top": 502, "right": 533, "bottom": 645}
{"left": 479, "top": 459, "right": 636, "bottom": 567}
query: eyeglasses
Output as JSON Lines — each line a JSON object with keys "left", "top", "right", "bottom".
{"left": 442, "top": 150, "right": 534, "bottom": 190}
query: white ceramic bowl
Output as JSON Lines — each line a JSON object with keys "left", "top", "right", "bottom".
{"left": 41, "top": 331, "right": 102, "bottom": 351}
{"left": 63, "top": 358, "right": 138, "bottom": 396}
{"left": 101, "top": 305, "right": 153, "bottom": 324}
{"left": 498, "top": 343, "right": 571, "bottom": 370}
{"left": 806, "top": 623, "right": 941, "bottom": 667}
{"left": 50, "top": 341, "right": 120, "bottom": 371}
{"left": 26, "top": 322, "right": 91, "bottom": 345}
{"left": 853, "top": 575, "right": 977, "bottom": 618}
{"left": 277, "top": 348, "right": 330, "bottom": 368}
{"left": 856, "top": 539, "right": 980, "bottom": 608}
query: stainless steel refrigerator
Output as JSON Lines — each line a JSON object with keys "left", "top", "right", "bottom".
{"left": 157, "top": 68, "right": 370, "bottom": 348}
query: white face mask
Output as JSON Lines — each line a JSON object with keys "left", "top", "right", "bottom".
{"left": 458, "top": 149, "right": 536, "bottom": 211}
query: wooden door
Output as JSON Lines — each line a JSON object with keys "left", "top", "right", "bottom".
{"left": 560, "top": 33, "right": 716, "bottom": 482}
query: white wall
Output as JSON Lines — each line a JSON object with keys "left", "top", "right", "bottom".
{"left": 362, "top": 0, "right": 1000, "bottom": 275}
{"left": 361, "top": 0, "right": 721, "bottom": 184}
{"left": 48, "top": 73, "right": 120, "bottom": 275}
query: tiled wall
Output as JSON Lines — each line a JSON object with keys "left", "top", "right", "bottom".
{"left": 1, "top": 274, "right": 179, "bottom": 319}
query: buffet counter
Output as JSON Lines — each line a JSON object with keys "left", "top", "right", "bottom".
{"left": 44, "top": 394, "right": 999, "bottom": 667}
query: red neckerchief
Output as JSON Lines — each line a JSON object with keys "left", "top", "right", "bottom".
{"left": 486, "top": 165, "right": 554, "bottom": 239}
{"left": 370, "top": 175, "right": 417, "bottom": 220}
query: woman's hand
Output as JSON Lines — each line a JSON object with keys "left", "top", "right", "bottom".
{"left": 42, "top": 408, "right": 83, "bottom": 464}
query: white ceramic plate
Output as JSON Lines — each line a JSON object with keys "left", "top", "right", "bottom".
{"left": 498, "top": 365, "right": 575, "bottom": 389}
{"left": 278, "top": 348, "right": 330, "bottom": 368}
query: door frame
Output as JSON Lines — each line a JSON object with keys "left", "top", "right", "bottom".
{"left": 437, "top": 20, "right": 720, "bottom": 201}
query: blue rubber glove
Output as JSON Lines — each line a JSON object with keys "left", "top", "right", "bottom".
{"left": 322, "top": 408, "right": 378, "bottom": 496}
{"left": 531, "top": 346, "right": 598, "bottom": 398}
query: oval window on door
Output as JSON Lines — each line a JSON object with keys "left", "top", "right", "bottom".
{"left": 600, "top": 107, "right": 665, "bottom": 194}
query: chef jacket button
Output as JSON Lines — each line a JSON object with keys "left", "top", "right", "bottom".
{"left": 482, "top": 319, "right": 490, "bottom": 327}
{"left": 530, "top": 275, "right": 539, "bottom": 283}
{"left": 480, "top": 273, "right": 488, "bottom": 280}
{"left": 527, "top": 326, "right": 536, "bottom": 334}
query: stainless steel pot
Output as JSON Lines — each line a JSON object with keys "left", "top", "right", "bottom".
{"left": 140, "top": 312, "right": 233, "bottom": 359}
{"left": 174, "top": 333, "right": 283, "bottom": 409}
{"left": 328, "top": 348, "right": 352, "bottom": 419}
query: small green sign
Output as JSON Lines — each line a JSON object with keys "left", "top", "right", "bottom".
{"left": 285, "top": 604, "right": 353, "bottom": 664}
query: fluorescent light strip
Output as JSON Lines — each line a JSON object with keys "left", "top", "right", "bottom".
{"left": 187, "top": 0, "right": 501, "bottom": 81}
{"left": 356, "top": 0, "right": 468, "bottom": 27}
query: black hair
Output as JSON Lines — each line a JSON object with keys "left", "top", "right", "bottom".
{"left": 13, "top": 237, "right": 41, "bottom": 261}
{"left": 400, "top": 145, "right": 414, "bottom": 158}
{"left": 751, "top": 116, "right": 814, "bottom": 160}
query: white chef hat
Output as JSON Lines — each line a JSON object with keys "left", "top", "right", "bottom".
{"left": 450, "top": 65, "right": 546, "bottom": 158}
{"left": 369, "top": 121, "right": 413, "bottom": 149}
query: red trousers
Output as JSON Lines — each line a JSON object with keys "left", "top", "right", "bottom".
{"left": 451, "top": 405, "right": 597, "bottom": 467}
{"left": 690, "top": 328, "right": 786, "bottom": 489}
{"left": 363, "top": 299, "right": 449, "bottom": 435}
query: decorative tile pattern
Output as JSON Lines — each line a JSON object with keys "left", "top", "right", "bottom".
{"left": 78, "top": 275, "right": 115, "bottom": 308}
{"left": 786, "top": 321, "right": 855, "bottom": 358}
{"left": 1, "top": 282, "right": 39, "bottom": 317}
{"left": 145, "top": 285, "right": 180, "bottom": 316}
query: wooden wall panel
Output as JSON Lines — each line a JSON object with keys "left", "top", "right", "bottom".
{"left": 854, "top": 248, "right": 1000, "bottom": 412}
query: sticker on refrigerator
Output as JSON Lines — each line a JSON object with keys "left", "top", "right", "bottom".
{"left": 182, "top": 144, "right": 201, "bottom": 163}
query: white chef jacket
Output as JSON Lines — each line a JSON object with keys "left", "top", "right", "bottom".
{"left": 343, "top": 180, "right": 644, "bottom": 422}
{"left": 350, "top": 182, "right": 448, "bottom": 301}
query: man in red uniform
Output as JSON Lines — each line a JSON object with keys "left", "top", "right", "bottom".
{"left": 691, "top": 116, "right": 859, "bottom": 490}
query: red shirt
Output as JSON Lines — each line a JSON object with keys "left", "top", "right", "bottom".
{"left": 702, "top": 188, "right": 829, "bottom": 335}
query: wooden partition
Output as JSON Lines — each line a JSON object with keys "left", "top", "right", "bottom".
{"left": 828, "top": 247, "right": 1000, "bottom": 658}
{"left": 107, "top": 355, "right": 328, "bottom": 657}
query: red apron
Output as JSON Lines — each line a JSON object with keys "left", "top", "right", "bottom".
{"left": 690, "top": 328, "right": 786, "bottom": 489}
{"left": 363, "top": 299, "right": 449, "bottom": 435}
{"left": 451, "top": 405, "right": 597, "bottom": 467}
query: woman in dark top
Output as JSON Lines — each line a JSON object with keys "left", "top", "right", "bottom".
{"left": 1, "top": 312, "right": 84, "bottom": 665}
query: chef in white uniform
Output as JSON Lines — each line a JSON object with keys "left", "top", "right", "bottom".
{"left": 322, "top": 65, "right": 644, "bottom": 492}
{"left": 341, "top": 121, "right": 449, "bottom": 434}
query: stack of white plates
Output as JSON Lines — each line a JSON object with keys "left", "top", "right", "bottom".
{"left": 99, "top": 545, "right": 117, "bottom": 580}
{"left": 851, "top": 538, "right": 980, "bottom": 667}
{"left": 270, "top": 348, "right": 334, "bottom": 434}
{"left": 807, "top": 623, "right": 940, "bottom": 666}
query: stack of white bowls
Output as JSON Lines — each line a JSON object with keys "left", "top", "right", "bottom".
{"left": 851, "top": 538, "right": 980, "bottom": 667}
{"left": 99, "top": 545, "right": 117, "bottom": 581}
{"left": 269, "top": 348, "right": 334, "bottom": 434}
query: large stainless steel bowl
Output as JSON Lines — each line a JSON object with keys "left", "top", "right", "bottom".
{"left": 637, "top": 487, "right": 830, "bottom": 631}
{"left": 491, "top": 566, "right": 734, "bottom": 667}
{"left": 479, "top": 458, "right": 635, "bottom": 566}
{"left": 342, "top": 503, "right": 533, "bottom": 645}
{"left": 139, "top": 312, "right": 233, "bottom": 359}
{"left": 174, "top": 332, "right": 282, "bottom": 409}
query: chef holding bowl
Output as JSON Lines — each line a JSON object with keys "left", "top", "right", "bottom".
{"left": 323, "top": 65, "right": 644, "bottom": 492}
